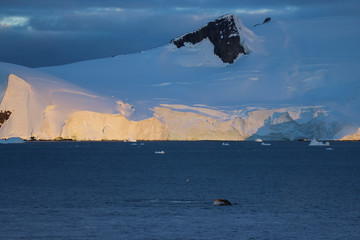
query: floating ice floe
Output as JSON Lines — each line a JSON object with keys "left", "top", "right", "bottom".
{"left": 308, "top": 139, "right": 330, "bottom": 146}
{"left": 0, "top": 137, "right": 24, "bottom": 144}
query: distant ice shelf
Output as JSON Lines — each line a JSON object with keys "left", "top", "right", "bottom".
{"left": 1, "top": 14, "right": 360, "bottom": 141}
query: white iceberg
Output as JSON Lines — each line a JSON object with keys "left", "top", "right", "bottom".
{"left": 261, "top": 142, "right": 271, "bottom": 146}
{"left": 309, "top": 139, "right": 330, "bottom": 146}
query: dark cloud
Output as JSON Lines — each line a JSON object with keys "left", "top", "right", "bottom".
{"left": 1, "top": 0, "right": 359, "bottom": 9}
{"left": 0, "top": 0, "right": 359, "bottom": 67}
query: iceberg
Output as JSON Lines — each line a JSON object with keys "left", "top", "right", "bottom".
{"left": 0, "top": 137, "right": 24, "bottom": 144}
{"left": 308, "top": 139, "right": 330, "bottom": 146}
{"left": 155, "top": 151, "right": 165, "bottom": 154}
{"left": 261, "top": 142, "right": 271, "bottom": 146}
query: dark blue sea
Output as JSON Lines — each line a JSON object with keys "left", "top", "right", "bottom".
{"left": 1, "top": 141, "right": 359, "bottom": 240}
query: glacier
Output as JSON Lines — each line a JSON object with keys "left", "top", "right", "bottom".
{"left": 0, "top": 14, "right": 359, "bottom": 141}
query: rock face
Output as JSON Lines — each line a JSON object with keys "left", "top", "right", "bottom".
{"left": 263, "top": 17, "right": 271, "bottom": 24}
{"left": 0, "top": 110, "right": 11, "bottom": 128}
{"left": 254, "top": 17, "right": 271, "bottom": 27}
{"left": 171, "top": 14, "right": 247, "bottom": 64}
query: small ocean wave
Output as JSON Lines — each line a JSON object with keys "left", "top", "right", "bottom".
{"left": 149, "top": 199, "right": 200, "bottom": 204}
{"left": 125, "top": 199, "right": 199, "bottom": 204}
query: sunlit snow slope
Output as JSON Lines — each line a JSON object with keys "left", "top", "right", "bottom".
{"left": 1, "top": 14, "right": 360, "bottom": 140}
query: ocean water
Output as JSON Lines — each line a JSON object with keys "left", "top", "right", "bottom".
{"left": 0, "top": 141, "right": 359, "bottom": 240}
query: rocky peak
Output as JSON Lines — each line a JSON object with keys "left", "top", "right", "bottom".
{"left": 171, "top": 14, "right": 248, "bottom": 64}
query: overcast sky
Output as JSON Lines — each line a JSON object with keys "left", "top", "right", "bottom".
{"left": 1, "top": 0, "right": 359, "bottom": 67}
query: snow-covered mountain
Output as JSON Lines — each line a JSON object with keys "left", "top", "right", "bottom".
{"left": 0, "top": 14, "right": 359, "bottom": 140}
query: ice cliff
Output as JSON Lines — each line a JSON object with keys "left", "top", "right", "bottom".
{"left": 1, "top": 14, "right": 360, "bottom": 140}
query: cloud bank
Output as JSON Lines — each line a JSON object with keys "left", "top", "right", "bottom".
{"left": 0, "top": 0, "right": 359, "bottom": 67}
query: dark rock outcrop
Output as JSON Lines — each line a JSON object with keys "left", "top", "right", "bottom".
{"left": 263, "top": 17, "right": 271, "bottom": 24}
{"left": 213, "top": 199, "right": 232, "bottom": 206}
{"left": 171, "top": 14, "right": 247, "bottom": 64}
{"left": 0, "top": 110, "right": 11, "bottom": 128}
{"left": 254, "top": 17, "right": 271, "bottom": 27}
